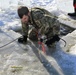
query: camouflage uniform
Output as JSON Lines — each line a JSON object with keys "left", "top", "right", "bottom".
{"left": 22, "top": 8, "right": 60, "bottom": 42}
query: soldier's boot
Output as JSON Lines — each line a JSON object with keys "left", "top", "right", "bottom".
{"left": 45, "top": 35, "right": 60, "bottom": 47}
{"left": 47, "top": 42, "right": 56, "bottom": 48}
{"left": 68, "top": 8, "right": 76, "bottom": 16}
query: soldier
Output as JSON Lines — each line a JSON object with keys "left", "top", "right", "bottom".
{"left": 68, "top": 0, "right": 76, "bottom": 16}
{"left": 17, "top": 6, "right": 60, "bottom": 47}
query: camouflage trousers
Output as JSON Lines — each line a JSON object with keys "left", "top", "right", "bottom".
{"left": 28, "top": 28, "right": 38, "bottom": 41}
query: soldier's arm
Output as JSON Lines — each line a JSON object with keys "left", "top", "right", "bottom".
{"left": 21, "top": 22, "right": 29, "bottom": 36}
{"left": 18, "top": 22, "right": 29, "bottom": 43}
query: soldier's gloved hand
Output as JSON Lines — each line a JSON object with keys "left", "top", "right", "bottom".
{"left": 45, "top": 38, "right": 54, "bottom": 46}
{"left": 39, "top": 35, "right": 46, "bottom": 43}
{"left": 40, "top": 38, "right": 43, "bottom": 42}
{"left": 18, "top": 35, "right": 27, "bottom": 43}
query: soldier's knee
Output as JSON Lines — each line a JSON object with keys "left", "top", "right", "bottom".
{"left": 28, "top": 29, "right": 38, "bottom": 41}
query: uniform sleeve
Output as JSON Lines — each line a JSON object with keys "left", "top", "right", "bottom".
{"left": 21, "top": 22, "right": 29, "bottom": 36}
{"left": 34, "top": 14, "right": 54, "bottom": 36}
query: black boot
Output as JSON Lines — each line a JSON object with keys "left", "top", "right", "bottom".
{"left": 45, "top": 35, "right": 60, "bottom": 47}
{"left": 68, "top": 8, "right": 76, "bottom": 16}
{"left": 18, "top": 35, "right": 27, "bottom": 43}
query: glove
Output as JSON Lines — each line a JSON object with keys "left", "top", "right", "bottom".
{"left": 40, "top": 38, "right": 43, "bottom": 42}
{"left": 18, "top": 35, "right": 27, "bottom": 43}
{"left": 39, "top": 35, "right": 46, "bottom": 42}
{"left": 45, "top": 35, "right": 60, "bottom": 46}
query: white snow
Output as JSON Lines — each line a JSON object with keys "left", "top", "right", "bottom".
{"left": 0, "top": 0, "right": 76, "bottom": 75}
{"left": 57, "top": 0, "right": 74, "bottom": 13}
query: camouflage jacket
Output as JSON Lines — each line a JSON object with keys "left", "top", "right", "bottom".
{"left": 22, "top": 7, "right": 60, "bottom": 38}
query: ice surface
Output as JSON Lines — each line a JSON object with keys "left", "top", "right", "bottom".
{"left": 0, "top": 0, "right": 76, "bottom": 75}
